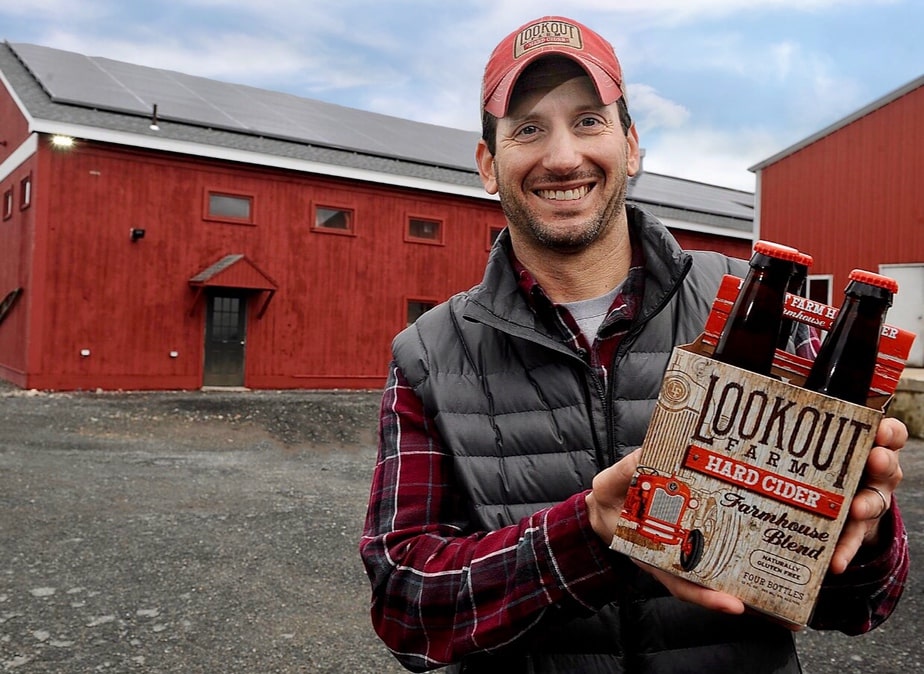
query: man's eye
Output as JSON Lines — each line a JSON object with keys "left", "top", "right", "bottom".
{"left": 579, "top": 117, "right": 600, "bottom": 128}
{"left": 516, "top": 125, "right": 540, "bottom": 138}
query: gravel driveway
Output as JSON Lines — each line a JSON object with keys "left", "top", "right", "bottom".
{"left": 1, "top": 383, "right": 920, "bottom": 673}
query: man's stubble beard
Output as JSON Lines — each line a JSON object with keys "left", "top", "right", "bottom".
{"left": 495, "top": 165, "right": 629, "bottom": 254}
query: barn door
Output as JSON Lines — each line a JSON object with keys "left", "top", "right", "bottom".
{"left": 203, "top": 292, "right": 247, "bottom": 387}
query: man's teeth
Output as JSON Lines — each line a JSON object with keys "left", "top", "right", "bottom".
{"left": 537, "top": 186, "right": 589, "bottom": 201}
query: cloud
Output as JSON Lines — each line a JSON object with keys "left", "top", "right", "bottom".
{"left": 627, "top": 84, "right": 691, "bottom": 134}
{"left": 788, "top": 55, "right": 864, "bottom": 131}
{"left": 2, "top": 0, "right": 914, "bottom": 193}
{"left": 486, "top": 0, "right": 901, "bottom": 18}
{"left": 0, "top": 0, "right": 109, "bottom": 20}
{"left": 770, "top": 41, "right": 798, "bottom": 81}
{"left": 640, "top": 125, "right": 784, "bottom": 191}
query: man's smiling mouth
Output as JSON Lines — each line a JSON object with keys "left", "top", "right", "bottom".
{"left": 536, "top": 185, "right": 590, "bottom": 201}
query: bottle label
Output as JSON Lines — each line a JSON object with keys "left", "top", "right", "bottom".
{"left": 610, "top": 346, "right": 882, "bottom": 626}
{"left": 609, "top": 273, "right": 916, "bottom": 627}
{"left": 703, "top": 275, "right": 915, "bottom": 398}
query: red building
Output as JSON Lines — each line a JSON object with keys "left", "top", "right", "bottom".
{"left": 750, "top": 75, "right": 924, "bottom": 365}
{"left": 0, "top": 42, "right": 753, "bottom": 391}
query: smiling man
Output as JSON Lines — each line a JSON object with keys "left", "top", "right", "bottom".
{"left": 360, "top": 16, "right": 908, "bottom": 674}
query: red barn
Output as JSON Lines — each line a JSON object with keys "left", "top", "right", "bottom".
{"left": 750, "top": 75, "right": 924, "bottom": 365}
{"left": 0, "top": 42, "right": 753, "bottom": 391}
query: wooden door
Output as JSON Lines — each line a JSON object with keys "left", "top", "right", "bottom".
{"left": 203, "top": 292, "right": 246, "bottom": 386}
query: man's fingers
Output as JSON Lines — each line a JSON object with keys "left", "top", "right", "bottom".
{"left": 829, "top": 519, "right": 865, "bottom": 574}
{"left": 587, "top": 449, "right": 642, "bottom": 540}
{"left": 875, "top": 417, "right": 908, "bottom": 450}
{"left": 636, "top": 561, "right": 745, "bottom": 616}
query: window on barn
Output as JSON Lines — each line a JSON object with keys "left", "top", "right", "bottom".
{"left": 806, "top": 276, "right": 832, "bottom": 307}
{"left": 2, "top": 188, "right": 12, "bottom": 220}
{"left": 206, "top": 191, "right": 253, "bottom": 224}
{"left": 406, "top": 217, "right": 442, "bottom": 244}
{"left": 407, "top": 300, "right": 436, "bottom": 326}
{"left": 314, "top": 206, "right": 353, "bottom": 234}
{"left": 19, "top": 175, "right": 31, "bottom": 210}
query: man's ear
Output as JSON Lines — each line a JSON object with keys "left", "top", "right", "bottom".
{"left": 475, "top": 140, "right": 498, "bottom": 195}
{"left": 626, "top": 123, "right": 641, "bottom": 177}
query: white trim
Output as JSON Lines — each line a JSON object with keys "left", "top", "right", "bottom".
{"left": 0, "top": 134, "right": 38, "bottom": 182}
{"left": 0, "top": 67, "right": 31, "bottom": 121}
{"left": 881, "top": 262, "right": 924, "bottom": 270}
{"left": 658, "top": 216, "right": 753, "bottom": 240}
{"left": 806, "top": 274, "right": 834, "bottom": 307}
{"left": 28, "top": 118, "right": 497, "bottom": 202}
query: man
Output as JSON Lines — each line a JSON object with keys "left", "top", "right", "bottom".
{"left": 360, "top": 16, "right": 908, "bottom": 673}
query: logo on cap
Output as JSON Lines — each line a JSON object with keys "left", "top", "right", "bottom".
{"left": 514, "top": 20, "right": 583, "bottom": 59}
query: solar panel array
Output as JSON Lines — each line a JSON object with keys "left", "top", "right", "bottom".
{"left": 630, "top": 172, "right": 753, "bottom": 223}
{"left": 8, "top": 42, "right": 754, "bottom": 223}
{"left": 12, "top": 42, "right": 479, "bottom": 171}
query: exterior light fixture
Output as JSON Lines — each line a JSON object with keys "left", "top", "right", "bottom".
{"left": 149, "top": 103, "right": 160, "bottom": 131}
{"left": 130, "top": 228, "right": 146, "bottom": 241}
{"left": 51, "top": 135, "right": 75, "bottom": 148}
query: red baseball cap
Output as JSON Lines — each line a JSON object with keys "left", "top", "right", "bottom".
{"left": 482, "top": 16, "right": 625, "bottom": 118}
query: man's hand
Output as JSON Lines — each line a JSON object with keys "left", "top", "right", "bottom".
{"left": 586, "top": 449, "right": 745, "bottom": 616}
{"left": 585, "top": 448, "right": 642, "bottom": 541}
{"left": 829, "top": 417, "right": 907, "bottom": 574}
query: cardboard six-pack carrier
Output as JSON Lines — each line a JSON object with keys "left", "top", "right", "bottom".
{"left": 609, "top": 274, "right": 916, "bottom": 626}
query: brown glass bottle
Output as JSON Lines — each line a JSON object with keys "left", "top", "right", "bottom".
{"left": 803, "top": 269, "right": 898, "bottom": 405}
{"left": 777, "top": 251, "right": 814, "bottom": 349}
{"left": 713, "top": 241, "right": 800, "bottom": 375}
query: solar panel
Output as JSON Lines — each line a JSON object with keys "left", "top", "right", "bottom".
{"left": 11, "top": 42, "right": 479, "bottom": 171}
{"left": 630, "top": 172, "right": 753, "bottom": 224}
{"left": 14, "top": 43, "right": 148, "bottom": 114}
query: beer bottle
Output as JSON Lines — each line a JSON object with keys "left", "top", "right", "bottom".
{"left": 777, "top": 251, "right": 814, "bottom": 349}
{"left": 713, "top": 240, "right": 799, "bottom": 375}
{"left": 803, "top": 269, "right": 898, "bottom": 405}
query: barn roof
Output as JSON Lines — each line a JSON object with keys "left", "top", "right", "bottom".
{"left": 1, "top": 41, "right": 752, "bottom": 237}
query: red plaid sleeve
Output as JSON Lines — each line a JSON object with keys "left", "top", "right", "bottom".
{"left": 810, "top": 499, "right": 909, "bottom": 633}
{"left": 359, "top": 363, "right": 628, "bottom": 671}
{"left": 793, "top": 321, "right": 822, "bottom": 360}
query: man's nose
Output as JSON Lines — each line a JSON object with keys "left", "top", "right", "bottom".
{"left": 542, "top": 128, "right": 583, "bottom": 174}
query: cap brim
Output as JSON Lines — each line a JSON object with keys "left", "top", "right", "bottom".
{"left": 483, "top": 51, "right": 623, "bottom": 117}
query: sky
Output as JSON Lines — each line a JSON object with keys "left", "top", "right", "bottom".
{"left": 1, "top": 0, "right": 922, "bottom": 192}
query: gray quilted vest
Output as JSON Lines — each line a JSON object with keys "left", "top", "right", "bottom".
{"left": 394, "top": 208, "right": 800, "bottom": 673}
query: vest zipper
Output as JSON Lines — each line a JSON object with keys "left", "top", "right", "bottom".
{"left": 603, "top": 257, "right": 692, "bottom": 466}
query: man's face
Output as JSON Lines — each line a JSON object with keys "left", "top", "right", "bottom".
{"left": 476, "top": 62, "right": 639, "bottom": 254}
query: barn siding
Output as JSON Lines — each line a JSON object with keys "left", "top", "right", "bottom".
{"left": 28, "top": 141, "right": 502, "bottom": 389}
{"left": 0, "top": 84, "right": 35, "bottom": 384}
{"left": 757, "top": 84, "right": 924, "bottom": 293}
{"left": 673, "top": 231, "right": 752, "bottom": 260}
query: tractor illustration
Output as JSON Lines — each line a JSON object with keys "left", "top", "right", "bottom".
{"left": 620, "top": 467, "right": 705, "bottom": 571}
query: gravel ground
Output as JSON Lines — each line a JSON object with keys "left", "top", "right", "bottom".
{"left": 0, "top": 385, "right": 405, "bottom": 673}
{"left": 0, "top": 381, "right": 920, "bottom": 673}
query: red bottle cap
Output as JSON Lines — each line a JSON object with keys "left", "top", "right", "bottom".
{"left": 848, "top": 269, "right": 899, "bottom": 293}
{"left": 753, "top": 240, "right": 801, "bottom": 263}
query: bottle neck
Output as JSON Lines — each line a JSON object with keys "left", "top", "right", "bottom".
{"left": 803, "top": 285, "right": 892, "bottom": 404}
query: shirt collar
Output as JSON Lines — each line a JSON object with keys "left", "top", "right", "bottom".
{"left": 509, "top": 229, "right": 646, "bottom": 319}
